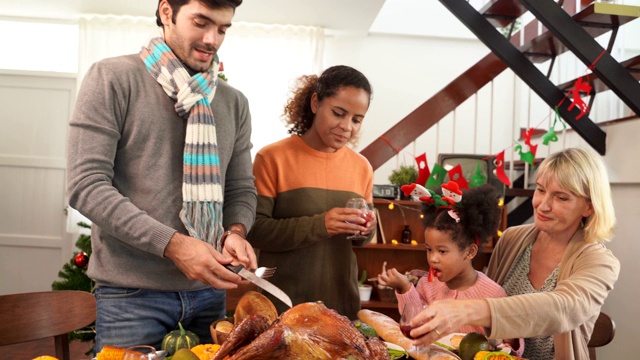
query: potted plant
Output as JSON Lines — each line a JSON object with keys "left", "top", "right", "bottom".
{"left": 388, "top": 165, "right": 418, "bottom": 199}
{"left": 358, "top": 270, "right": 372, "bottom": 302}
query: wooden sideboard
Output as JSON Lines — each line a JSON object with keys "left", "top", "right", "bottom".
{"left": 353, "top": 199, "right": 426, "bottom": 320}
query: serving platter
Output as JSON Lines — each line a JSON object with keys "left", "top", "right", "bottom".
{"left": 385, "top": 341, "right": 409, "bottom": 359}
{"left": 92, "top": 349, "right": 167, "bottom": 360}
{"left": 436, "top": 332, "right": 466, "bottom": 351}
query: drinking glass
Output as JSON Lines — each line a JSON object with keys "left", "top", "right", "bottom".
{"left": 345, "top": 198, "right": 370, "bottom": 244}
{"left": 399, "top": 302, "right": 424, "bottom": 354}
{"left": 123, "top": 345, "right": 157, "bottom": 360}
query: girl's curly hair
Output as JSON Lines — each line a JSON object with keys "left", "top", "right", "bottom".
{"left": 282, "top": 65, "right": 372, "bottom": 136}
{"left": 421, "top": 184, "right": 501, "bottom": 251}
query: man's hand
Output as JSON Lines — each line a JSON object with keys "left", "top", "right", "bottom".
{"left": 164, "top": 232, "right": 243, "bottom": 289}
{"left": 222, "top": 232, "right": 258, "bottom": 270}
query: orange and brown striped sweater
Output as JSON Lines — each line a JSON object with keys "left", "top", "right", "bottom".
{"left": 248, "top": 135, "right": 373, "bottom": 319}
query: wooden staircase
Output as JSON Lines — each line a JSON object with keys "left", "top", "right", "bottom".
{"left": 361, "top": 0, "right": 640, "bottom": 169}
{"left": 360, "top": 0, "right": 640, "bottom": 226}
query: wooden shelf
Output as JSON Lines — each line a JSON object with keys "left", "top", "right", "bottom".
{"left": 360, "top": 243, "right": 426, "bottom": 251}
{"left": 353, "top": 246, "right": 428, "bottom": 283}
{"left": 372, "top": 199, "right": 424, "bottom": 245}
{"left": 373, "top": 198, "right": 422, "bottom": 206}
{"left": 361, "top": 299, "right": 400, "bottom": 321}
{"left": 361, "top": 300, "right": 401, "bottom": 321}
{"left": 361, "top": 300, "right": 399, "bottom": 309}
{"left": 355, "top": 200, "right": 427, "bottom": 319}
{"left": 359, "top": 200, "right": 427, "bottom": 281}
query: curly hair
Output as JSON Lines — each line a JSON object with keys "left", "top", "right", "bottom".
{"left": 421, "top": 184, "right": 501, "bottom": 251}
{"left": 155, "top": 0, "right": 243, "bottom": 27}
{"left": 283, "top": 65, "right": 372, "bottom": 136}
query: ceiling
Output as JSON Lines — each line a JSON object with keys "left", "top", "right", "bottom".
{"left": 0, "top": 0, "right": 480, "bottom": 38}
{"left": 0, "top": 0, "right": 386, "bottom": 33}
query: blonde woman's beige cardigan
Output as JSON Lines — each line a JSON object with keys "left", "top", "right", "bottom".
{"left": 485, "top": 224, "right": 619, "bottom": 360}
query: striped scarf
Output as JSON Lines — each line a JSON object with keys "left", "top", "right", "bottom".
{"left": 140, "top": 37, "right": 224, "bottom": 250}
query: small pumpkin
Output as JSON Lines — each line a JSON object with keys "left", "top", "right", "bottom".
{"left": 161, "top": 322, "right": 200, "bottom": 356}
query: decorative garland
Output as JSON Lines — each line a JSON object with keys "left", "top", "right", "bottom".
{"left": 382, "top": 49, "right": 607, "bottom": 189}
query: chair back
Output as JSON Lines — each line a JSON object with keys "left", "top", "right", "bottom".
{"left": 588, "top": 312, "right": 615, "bottom": 360}
{"left": 0, "top": 290, "right": 96, "bottom": 360}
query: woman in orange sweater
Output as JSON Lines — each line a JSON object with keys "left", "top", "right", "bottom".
{"left": 247, "top": 65, "right": 377, "bottom": 319}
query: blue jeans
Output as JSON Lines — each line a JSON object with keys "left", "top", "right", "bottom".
{"left": 93, "top": 286, "right": 226, "bottom": 353}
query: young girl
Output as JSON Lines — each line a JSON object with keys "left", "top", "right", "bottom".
{"left": 378, "top": 182, "right": 523, "bottom": 354}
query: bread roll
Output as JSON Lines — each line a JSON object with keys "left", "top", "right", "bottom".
{"left": 215, "top": 320, "right": 234, "bottom": 333}
{"left": 357, "top": 309, "right": 460, "bottom": 360}
{"left": 234, "top": 291, "right": 278, "bottom": 326}
{"left": 450, "top": 334, "right": 464, "bottom": 349}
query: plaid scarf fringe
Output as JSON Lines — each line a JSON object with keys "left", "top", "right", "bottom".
{"left": 179, "top": 201, "right": 224, "bottom": 246}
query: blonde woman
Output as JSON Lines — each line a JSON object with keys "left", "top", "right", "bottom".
{"left": 406, "top": 147, "right": 619, "bottom": 359}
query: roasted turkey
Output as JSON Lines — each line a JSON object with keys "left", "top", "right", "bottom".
{"left": 212, "top": 301, "right": 388, "bottom": 360}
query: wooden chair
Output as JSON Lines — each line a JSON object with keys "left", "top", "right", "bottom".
{"left": 587, "top": 312, "right": 615, "bottom": 360}
{"left": 0, "top": 290, "right": 96, "bottom": 360}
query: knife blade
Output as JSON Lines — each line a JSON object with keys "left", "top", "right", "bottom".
{"left": 225, "top": 264, "right": 293, "bottom": 308}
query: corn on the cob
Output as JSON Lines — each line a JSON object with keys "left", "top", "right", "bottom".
{"left": 95, "top": 345, "right": 126, "bottom": 360}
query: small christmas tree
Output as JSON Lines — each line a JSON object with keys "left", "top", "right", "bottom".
{"left": 52, "top": 221, "right": 95, "bottom": 343}
{"left": 218, "top": 61, "right": 228, "bottom": 82}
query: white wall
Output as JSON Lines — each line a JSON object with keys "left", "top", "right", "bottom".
{"left": 589, "top": 121, "right": 640, "bottom": 357}
{"left": 324, "top": 33, "right": 514, "bottom": 185}
{"left": 601, "top": 183, "right": 640, "bottom": 357}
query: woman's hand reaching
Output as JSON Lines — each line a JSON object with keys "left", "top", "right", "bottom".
{"left": 409, "top": 298, "right": 492, "bottom": 347}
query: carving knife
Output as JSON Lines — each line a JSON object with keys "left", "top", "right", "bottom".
{"left": 225, "top": 264, "right": 293, "bottom": 308}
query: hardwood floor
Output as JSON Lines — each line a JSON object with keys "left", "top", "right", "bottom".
{"left": 0, "top": 338, "right": 94, "bottom": 360}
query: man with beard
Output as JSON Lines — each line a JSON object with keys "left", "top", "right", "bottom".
{"left": 67, "top": 0, "right": 257, "bottom": 352}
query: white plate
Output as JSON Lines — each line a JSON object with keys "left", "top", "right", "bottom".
{"left": 385, "top": 341, "right": 406, "bottom": 351}
{"left": 436, "top": 332, "right": 466, "bottom": 350}
{"left": 385, "top": 341, "right": 408, "bottom": 359}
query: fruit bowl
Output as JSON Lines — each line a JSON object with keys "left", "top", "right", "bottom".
{"left": 210, "top": 317, "right": 234, "bottom": 345}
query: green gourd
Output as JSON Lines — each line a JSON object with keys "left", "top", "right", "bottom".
{"left": 161, "top": 322, "right": 200, "bottom": 356}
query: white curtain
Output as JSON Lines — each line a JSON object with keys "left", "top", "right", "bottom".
{"left": 78, "top": 15, "right": 158, "bottom": 87}
{"left": 78, "top": 16, "right": 325, "bottom": 158}
{"left": 73, "top": 16, "right": 323, "bottom": 229}
{"left": 71, "top": 15, "right": 158, "bottom": 231}
{"left": 221, "top": 22, "right": 325, "bottom": 157}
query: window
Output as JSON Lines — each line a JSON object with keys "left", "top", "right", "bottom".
{"left": 0, "top": 20, "right": 78, "bottom": 73}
